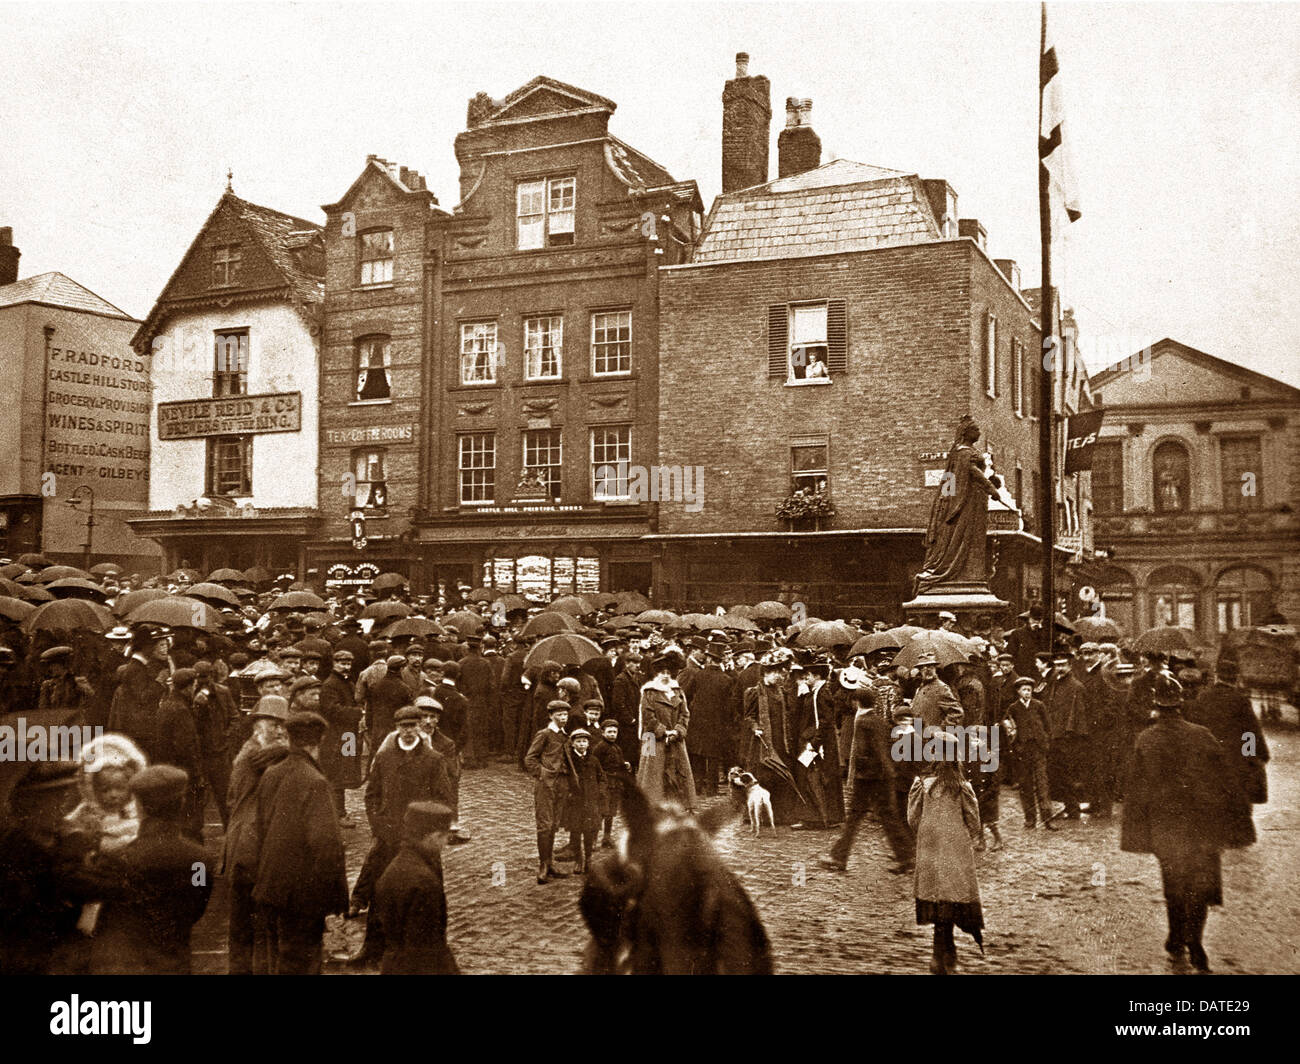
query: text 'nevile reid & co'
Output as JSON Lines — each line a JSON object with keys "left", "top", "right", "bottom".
{"left": 49, "top": 996, "right": 151, "bottom": 1044}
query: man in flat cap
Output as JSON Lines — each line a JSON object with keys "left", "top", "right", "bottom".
{"left": 222, "top": 694, "right": 290, "bottom": 974}
{"left": 319, "top": 647, "right": 362, "bottom": 823}
{"left": 373, "top": 802, "right": 459, "bottom": 974}
{"left": 155, "top": 668, "right": 207, "bottom": 842}
{"left": 347, "top": 705, "right": 453, "bottom": 967}
{"left": 525, "top": 700, "right": 576, "bottom": 883}
{"left": 252, "top": 711, "right": 349, "bottom": 974}
{"left": 90, "top": 765, "right": 213, "bottom": 975}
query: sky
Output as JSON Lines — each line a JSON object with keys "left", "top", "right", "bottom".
{"left": 3, "top": 0, "right": 1298, "bottom": 385}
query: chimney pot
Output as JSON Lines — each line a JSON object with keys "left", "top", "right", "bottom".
{"left": 777, "top": 98, "right": 820, "bottom": 178}
{"left": 0, "top": 227, "right": 19, "bottom": 286}
{"left": 722, "top": 52, "right": 771, "bottom": 193}
{"left": 958, "top": 218, "right": 987, "bottom": 250}
{"left": 994, "top": 258, "right": 1021, "bottom": 289}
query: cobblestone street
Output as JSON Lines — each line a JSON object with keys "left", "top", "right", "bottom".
{"left": 189, "top": 726, "right": 1300, "bottom": 975}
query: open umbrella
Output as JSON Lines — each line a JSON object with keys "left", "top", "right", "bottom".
{"left": 548, "top": 594, "right": 595, "bottom": 616}
{"left": 635, "top": 610, "right": 680, "bottom": 626}
{"left": 611, "top": 591, "right": 651, "bottom": 614}
{"left": 466, "top": 587, "right": 496, "bottom": 603}
{"left": 382, "top": 617, "right": 446, "bottom": 640}
{"left": 588, "top": 592, "right": 621, "bottom": 609}
{"left": 16, "top": 553, "right": 52, "bottom": 567}
{"left": 718, "top": 614, "right": 760, "bottom": 632}
{"left": 0, "top": 596, "right": 36, "bottom": 622}
{"left": 362, "top": 600, "right": 412, "bottom": 621}
{"left": 242, "top": 566, "right": 273, "bottom": 585}
{"left": 21, "top": 598, "right": 114, "bottom": 635}
{"left": 1133, "top": 626, "right": 1203, "bottom": 654}
{"left": 0, "top": 577, "right": 26, "bottom": 597}
{"left": 520, "top": 611, "right": 580, "bottom": 638}
{"left": 493, "top": 593, "right": 530, "bottom": 613}
{"left": 892, "top": 635, "right": 971, "bottom": 670}
{"left": 371, "top": 572, "right": 409, "bottom": 592}
{"left": 16, "top": 571, "right": 42, "bottom": 584}
{"left": 727, "top": 604, "right": 757, "bottom": 619}
{"left": 269, "top": 590, "right": 327, "bottom": 611}
{"left": 18, "top": 586, "right": 54, "bottom": 603}
{"left": 180, "top": 582, "right": 242, "bottom": 608}
{"left": 168, "top": 568, "right": 202, "bottom": 584}
{"left": 1071, "top": 615, "right": 1123, "bottom": 641}
{"left": 0, "top": 564, "right": 27, "bottom": 580}
{"left": 114, "top": 587, "right": 172, "bottom": 616}
{"left": 676, "top": 612, "right": 715, "bottom": 631}
{"left": 89, "top": 562, "right": 123, "bottom": 577}
{"left": 43, "top": 578, "right": 110, "bottom": 602}
{"left": 884, "top": 625, "right": 928, "bottom": 641}
{"left": 751, "top": 601, "right": 793, "bottom": 621}
{"left": 848, "top": 631, "right": 907, "bottom": 657}
{"left": 795, "top": 620, "right": 861, "bottom": 648}
{"left": 524, "top": 632, "right": 603, "bottom": 668}
{"left": 601, "top": 615, "right": 642, "bottom": 631}
{"left": 443, "top": 610, "right": 485, "bottom": 635}
{"left": 208, "top": 567, "right": 246, "bottom": 584}
{"left": 35, "top": 565, "right": 92, "bottom": 584}
{"left": 127, "top": 596, "right": 223, "bottom": 631}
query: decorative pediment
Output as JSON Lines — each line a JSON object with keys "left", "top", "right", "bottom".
{"left": 483, "top": 77, "right": 616, "bottom": 125}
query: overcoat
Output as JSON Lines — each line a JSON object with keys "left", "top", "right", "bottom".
{"left": 1121, "top": 712, "right": 1239, "bottom": 903}
{"left": 252, "top": 748, "right": 349, "bottom": 920}
{"left": 89, "top": 818, "right": 213, "bottom": 975}
{"left": 107, "top": 657, "right": 166, "bottom": 763}
{"left": 318, "top": 671, "right": 363, "bottom": 789}
{"left": 678, "top": 664, "right": 739, "bottom": 760}
{"left": 1186, "top": 681, "right": 1268, "bottom": 847}
{"left": 908, "top": 774, "right": 982, "bottom": 908}
{"left": 365, "top": 739, "right": 454, "bottom": 848}
{"left": 374, "top": 843, "right": 459, "bottom": 975}
{"left": 911, "top": 678, "right": 964, "bottom": 730}
{"left": 636, "top": 678, "right": 696, "bottom": 809}
{"left": 220, "top": 739, "right": 287, "bottom": 879}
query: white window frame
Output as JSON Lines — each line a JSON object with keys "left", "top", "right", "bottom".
{"left": 458, "top": 433, "right": 496, "bottom": 505}
{"left": 206, "top": 435, "right": 252, "bottom": 497}
{"left": 591, "top": 310, "right": 632, "bottom": 376}
{"left": 524, "top": 315, "right": 563, "bottom": 381}
{"left": 523, "top": 428, "right": 563, "bottom": 500}
{"left": 516, "top": 175, "right": 575, "bottom": 250}
{"left": 352, "top": 447, "right": 388, "bottom": 509}
{"left": 1012, "top": 337, "right": 1024, "bottom": 417}
{"left": 354, "top": 336, "right": 392, "bottom": 402}
{"left": 591, "top": 426, "right": 632, "bottom": 501}
{"left": 790, "top": 438, "right": 830, "bottom": 495}
{"left": 787, "top": 302, "right": 831, "bottom": 385}
{"left": 213, "top": 329, "right": 248, "bottom": 397}
{"left": 459, "top": 322, "right": 498, "bottom": 385}
{"left": 359, "top": 229, "right": 394, "bottom": 286}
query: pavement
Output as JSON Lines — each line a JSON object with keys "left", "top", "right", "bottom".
{"left": 190, "top": 726, "right": 1300, "bottom": 975}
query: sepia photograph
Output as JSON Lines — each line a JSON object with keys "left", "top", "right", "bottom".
{"left": 0, "top": 0, "right": 1296, "bottom": 1022}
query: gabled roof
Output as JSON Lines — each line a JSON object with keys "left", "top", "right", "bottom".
{"left": 476, "top": 76, "right": 617, "bottom": 125}
{"left": 133, "top": 191, "right": 324, "bottom": 350}
{"left": 0, "top": 272, "right": 136, "bottom": 320}
{"left": 321, "top": 155, "right": 442, "bottom": 213}
{"left": 1092, "top": 337, "right": 1300, "bottom": 399}
{"left": 692, "top": 159, "right": 941, "bottom": 265}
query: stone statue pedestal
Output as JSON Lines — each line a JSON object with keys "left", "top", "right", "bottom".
{"left": 902, "top": 583, "right": 1008, "bottom": 624}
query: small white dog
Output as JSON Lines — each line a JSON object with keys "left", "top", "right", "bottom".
{"left": 727, "top": 767, "right": 775, "bottom": 837}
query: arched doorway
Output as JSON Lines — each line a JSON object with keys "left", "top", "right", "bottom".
{"left": 1147, "top": 564, "right": 1201, "bottom": 629}
{"left": 1215, "top": 566, "right": 1275, "bottom": 632}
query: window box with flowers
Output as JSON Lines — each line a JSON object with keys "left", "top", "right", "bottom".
{"left": 776, "top": 486, "right": 836, "bottom": 530}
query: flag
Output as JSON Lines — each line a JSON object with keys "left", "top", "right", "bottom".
{"left": 1063, "top": 408, "right": 1106, "bottom": 473}
{"left": 1040, "top": 4, "right": 1082, "bottom": 224}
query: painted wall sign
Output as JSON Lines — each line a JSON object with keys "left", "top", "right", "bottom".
{"left": 157, "top": 392, "right": 302, "bottom": 439}
{"left": 324, "top": 425, "right": 414, "bottom": 444}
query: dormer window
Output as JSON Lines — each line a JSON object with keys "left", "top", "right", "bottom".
{"left": 212, "top": 244, "right": 241, "bottom": 287}
{"left": 359, "top": 229, "right": 394, "bottom": 286}
{"left": 517, "top": 176, "right": 575, "bottom": 249}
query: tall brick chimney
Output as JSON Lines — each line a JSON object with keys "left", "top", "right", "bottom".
{"left": 777, "top": 98, "right": 821, "bottom": 179}
{"left": 722, "top": 52, "right": 770, "bottom": 193}
{"left": 0, "top": 228, "right": 19, "bottom": 287}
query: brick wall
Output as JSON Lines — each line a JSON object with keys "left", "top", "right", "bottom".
{"left": 658, "top": 240, "right": 1043, "bottom": 535}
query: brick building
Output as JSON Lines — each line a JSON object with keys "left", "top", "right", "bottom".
{"left": 305, "top": 156, "right": 445, "bottom": 591}
{"left": 653, "top": 57, "right": 1090, "bottom": 618}
{"left": 128, "top": 191, "right": 324, "bottom": 576}
{"left": 309, "top": 78, "right": 702, "bottom": 600}
{"left": 1087, "top": 338, "right": 1300, "bottom": 642}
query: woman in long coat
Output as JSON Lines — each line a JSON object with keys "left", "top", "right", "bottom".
{"left": 908, "top": 746, "right": 982, "bottom": 975}
{"left": 636, "top": 654, "right": 696, "bottom": 811}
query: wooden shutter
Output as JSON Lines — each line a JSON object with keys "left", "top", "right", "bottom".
{"left": 768, "top": 304, "right": 789, "bottom": 378}
{"left": 826, "top": 299, "right": 847, "bottom": 374}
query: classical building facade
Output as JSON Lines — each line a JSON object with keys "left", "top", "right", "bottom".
{"left": 0, "top": 227, "right": 158, "bottom": 568}
{"left": 128, "top": 191, "right": 324, "bottom": 576}
{"left": 653, "top": 58, "right": 1092, "bottom": 619}
{"left": 1087, "top": 338, "right": 1300, "bottom": 642}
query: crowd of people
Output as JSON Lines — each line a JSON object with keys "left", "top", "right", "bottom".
{"left": 0, "top": 562, "right": 1276, "bottom": 975}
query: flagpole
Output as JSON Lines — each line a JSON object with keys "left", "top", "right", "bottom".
{"left": 1038, "top": 0, "right": 1056, "bottom": 652}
